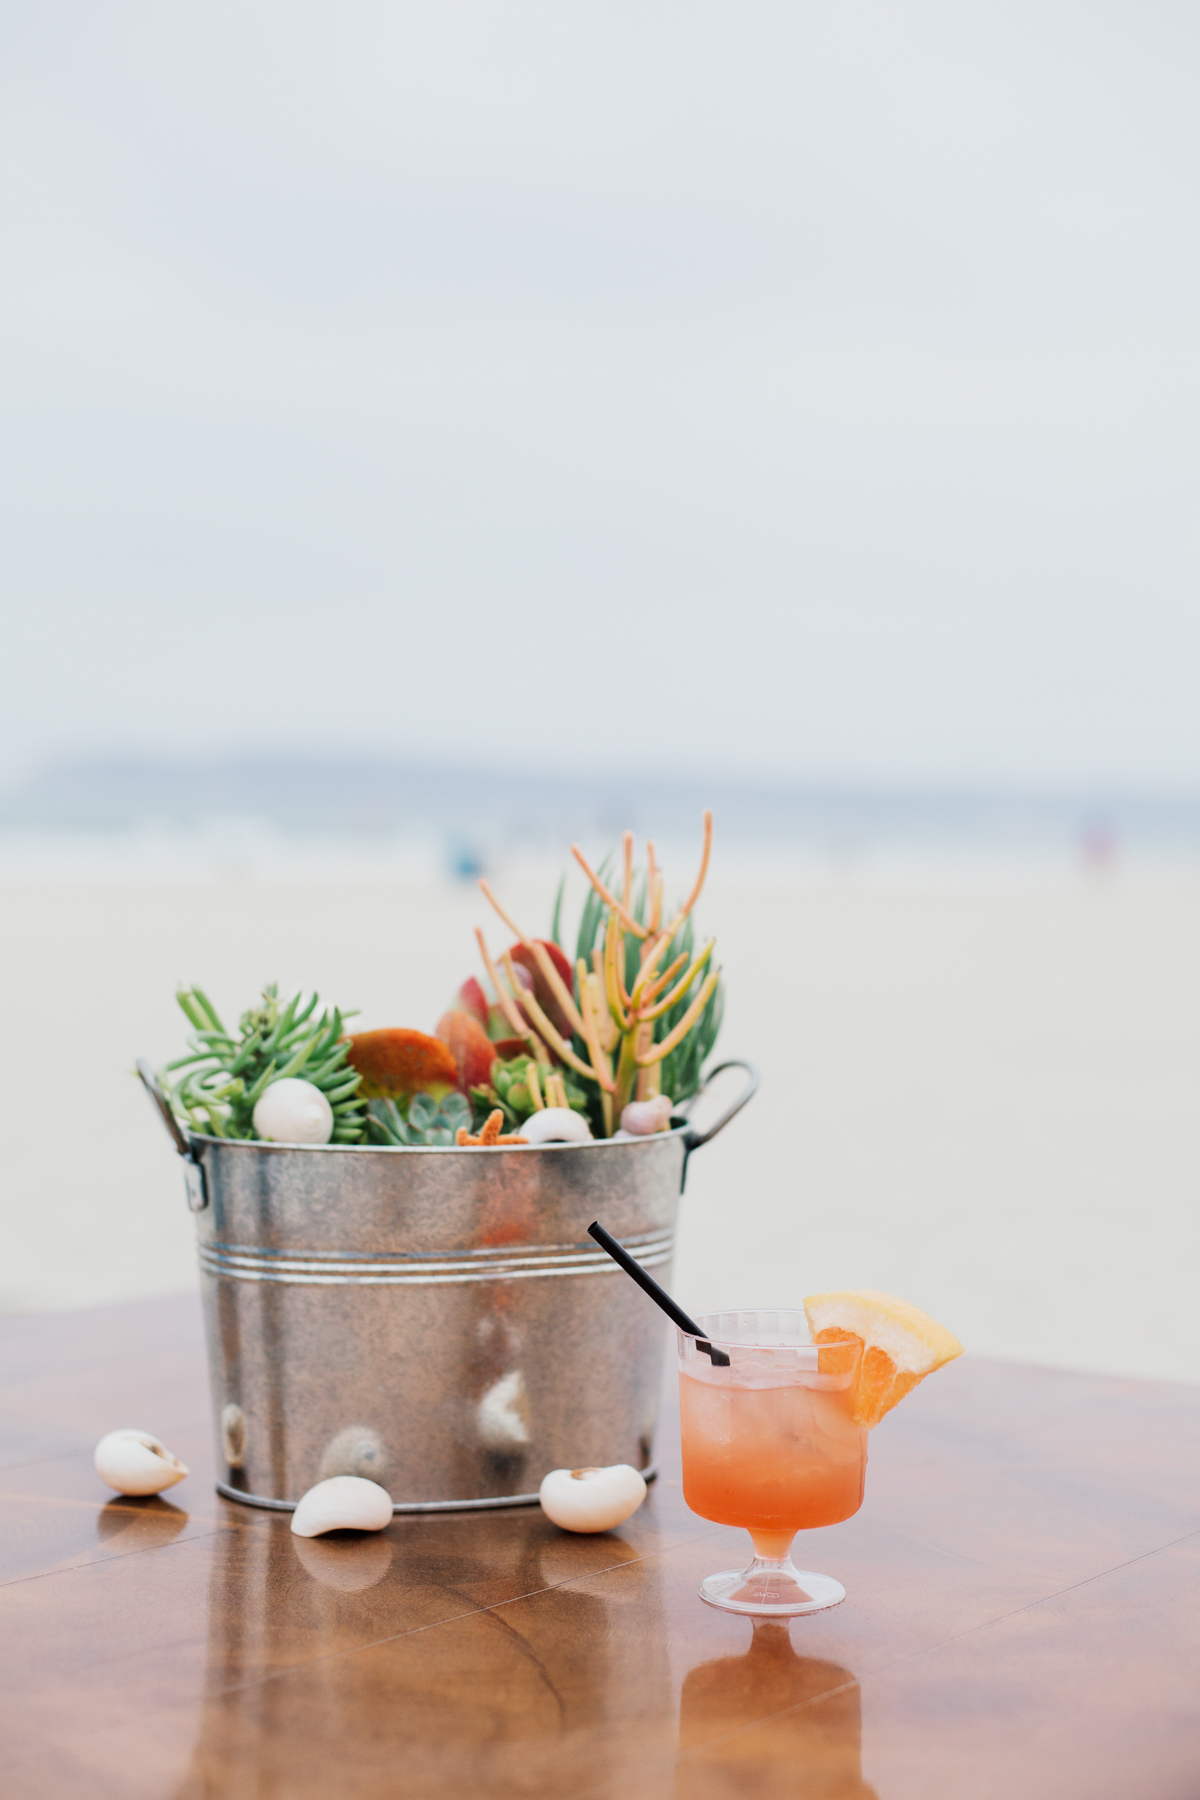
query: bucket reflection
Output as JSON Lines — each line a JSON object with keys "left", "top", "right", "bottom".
{"left": 174, "top": 1509, "right": 675, "bottom": 1797}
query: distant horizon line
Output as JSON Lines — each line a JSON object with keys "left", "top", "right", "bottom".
{"left": 4, "top": 750, "right": 1200, "bottom": 813}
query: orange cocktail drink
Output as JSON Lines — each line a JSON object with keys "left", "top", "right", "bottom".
{"left": 678, "top": 1310, "right": 866, "bottom": 1615}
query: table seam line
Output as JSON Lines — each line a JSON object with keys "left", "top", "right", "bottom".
{"left": 181, "top": 1524, "right": 733, "bottom": 1708}
{"left": 0, "top": 1523, "right": 727, "bottom": 1717}
{"left": 578, "top": 1676, "right": 867, "bottom": 1799}
{"left": 575, "top": 1524, "right": 1200, "bottom": 1798}
{"left": 0, "top": 1520, "right": 249, "bottom": 1591}
{"left": 850, "top": 1521, "right": 1200, "bottom": 1673}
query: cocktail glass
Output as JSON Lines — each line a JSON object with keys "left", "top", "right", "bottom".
{"left": 678, "top": 1309, "right": 866, "bottom": 1616}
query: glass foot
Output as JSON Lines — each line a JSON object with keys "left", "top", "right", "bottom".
{"left": 699, "top": 1559, "right": 845, "bottom": 1617}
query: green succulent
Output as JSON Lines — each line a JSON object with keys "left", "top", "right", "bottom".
{"left": 468, "top": 1084, "right": 517, "bottom": 1131}
{"left": 162, "top": 984, "right": 367, "bottom": 1143}
{"left": 469, "top": 1054, "right": 591, "bottom": 1131}
{"left": 364, "top": 1092, "right": 471, "bottom": 1146}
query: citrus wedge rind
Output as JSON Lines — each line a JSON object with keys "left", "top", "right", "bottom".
{"left": 803, "top": 1289, "right": 963, "bottom": 1428}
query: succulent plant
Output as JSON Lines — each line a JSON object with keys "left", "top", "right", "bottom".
{"left": 571, "top": 838, "right": 723, "bottom": 1118}
{"left": 162, "top": 985, "right": 367, "bottom": 1143}
{"left": 471, "top": 812, "right": 722, "bottom": 1136}
{"left": 468, "top": 1054, "right": 592, "bottom": 1132}
{"left": 364, "top": 1092, "right": 471, "bottom": 1146}
{"left": 344, "top": 1028, "right": 459, "bottom": 1099}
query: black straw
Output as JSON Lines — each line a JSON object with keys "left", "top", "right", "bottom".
{"left": 588, "top": 1221, "right": 730, "bottom": 1364}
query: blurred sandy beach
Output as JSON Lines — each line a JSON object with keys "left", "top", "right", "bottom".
{"left": 3, "top": 859, "right": 1197, "bottom": 1385}
{"left": 4, "top": 6, "right": 1200, "bottom": 1410}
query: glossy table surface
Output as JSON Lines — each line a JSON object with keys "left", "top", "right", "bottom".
{"left": 1, "top": 1294, "right": 1198, "bottom": 1799}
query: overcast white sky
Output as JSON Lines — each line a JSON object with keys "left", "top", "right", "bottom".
{"left": 2, "top": 2, "right": 1198, "bottom": 792}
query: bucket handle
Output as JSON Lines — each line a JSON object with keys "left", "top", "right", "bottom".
{"left": 136, "top": 1059, "right": 208, "bottom": 1212}
{"left": 680, "top": 1058, "right": 760, "bottom": 1156}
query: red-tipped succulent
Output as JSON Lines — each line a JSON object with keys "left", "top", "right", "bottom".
{"left": 435, "top": 1011, "right": 497, "bottom": 1094}
{"left": 451, "top": 961, "right": 537, "bottom": 1044}
{"left": 449, "top": 976, "right": 489, "bottom": 1031}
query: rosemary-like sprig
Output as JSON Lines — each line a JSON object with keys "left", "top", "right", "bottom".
{"left": 161, "top": 983, "right": 367, "bottom": 1143}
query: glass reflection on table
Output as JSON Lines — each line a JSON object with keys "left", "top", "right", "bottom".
{"left": 675, "top": 1620, "right": 877, "bottom": 1799}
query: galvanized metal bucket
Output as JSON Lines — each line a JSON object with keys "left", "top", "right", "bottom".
{"left": 140, "top": 1061, "right": 757, "bottom": 1511}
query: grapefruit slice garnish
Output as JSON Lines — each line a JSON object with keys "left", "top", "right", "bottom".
{"left": 803, "top": 1289, "right": 964, "bottom": 1428}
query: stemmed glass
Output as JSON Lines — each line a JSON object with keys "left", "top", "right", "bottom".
{"left": 677, "top": 1309, "right": 867, "bottom": 1616}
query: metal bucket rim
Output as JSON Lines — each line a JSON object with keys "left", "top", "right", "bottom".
{"left": 185, "top": 1121, "right": 693, "bottom": 1157}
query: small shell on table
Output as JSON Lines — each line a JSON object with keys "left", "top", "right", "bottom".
{"left": 94, "top": 1429, "right": 189, "bottom": 1496}
{"left": 539, "top": 1463, "right": 647, "bottom": 1533}
{"left": 521, "top": 1108, "right": 593, "bottom": 1145}
{"left": 290, "top": 1475, "right": 393, "bottom": 1537}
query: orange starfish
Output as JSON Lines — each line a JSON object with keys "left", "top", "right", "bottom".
{"left": 456, "top": 1109, "right": 528, "bottom": 1148}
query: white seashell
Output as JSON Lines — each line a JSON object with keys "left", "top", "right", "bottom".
{"left": 520, "top": 1107, "right": 593, "bottom": 1145}
{"left": 477, "top": 1370, "right": 532, "bottom": 1450}
{"left": 290, "top": 1475, "right": 393, "bottom": 1537}
{"left": 94, "top": 1428, "right": 189, "bottom": 1496}
{"left": 619, "top": 1095, "right": 673, "bottom": 1136}
{"left": 253, "top": 1077, "right": 334, "bottom": 1145}
{"left": 539, "top": 1463, "right": 647, "bottom": 1533}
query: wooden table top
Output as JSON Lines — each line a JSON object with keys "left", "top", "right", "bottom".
{"left": 1, "top": 1294, "right": 1197, "bottom": 1799}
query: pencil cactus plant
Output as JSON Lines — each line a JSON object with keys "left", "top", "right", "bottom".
{"left": 474, "top": 812, "right": 722, "bottom": 1136}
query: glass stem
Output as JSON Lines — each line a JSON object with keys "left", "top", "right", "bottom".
{"left": 748, "top": 1529, "right": 797, "bottom": 1563}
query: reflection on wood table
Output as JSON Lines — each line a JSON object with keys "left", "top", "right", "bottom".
{"left": 0, "top": 1295, "right": 1197, "bottom": 1798}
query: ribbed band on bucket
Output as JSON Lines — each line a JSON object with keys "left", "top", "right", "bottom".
{"left": 199, "top": 1227, "right": 675, "bottom": 1286}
